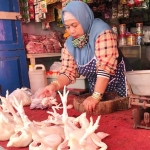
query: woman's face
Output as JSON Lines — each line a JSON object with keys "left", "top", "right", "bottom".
{"left": 64, "top": 19, "right": 84, "bottom": 39}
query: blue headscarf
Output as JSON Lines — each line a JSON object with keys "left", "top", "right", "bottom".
{"left": 61, "top": 1, "right": 112, "bottom": 65}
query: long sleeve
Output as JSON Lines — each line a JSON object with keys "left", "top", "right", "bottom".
{"left": 95, "top": 30, "right": 119, "bottom": 78}
{"left": 59, "top": 46, "right": 79, "bottom": 83}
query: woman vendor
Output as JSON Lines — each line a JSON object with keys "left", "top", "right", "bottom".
{"left": 39, "top": 1, "right": 131, "bottom": 113}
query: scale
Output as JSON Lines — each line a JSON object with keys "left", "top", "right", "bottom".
{"left": 129, "top": 94, "right": 150, "bottom": 129}
{"left": 125, "top": 70, "right": 150, "bottom": 130}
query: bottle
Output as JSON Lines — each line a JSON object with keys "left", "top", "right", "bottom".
{"left": 28, "top": 64, "right": 47, "bottom": 94}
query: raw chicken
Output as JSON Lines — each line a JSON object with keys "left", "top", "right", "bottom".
{"left": 7, "top": 128, "right": 32, "bottom": 147}
{"left": 0, "top": 107, "right": 15, "bottom": 141}
{"left": 0, "top": 86, "right": 109, "bottom": 150}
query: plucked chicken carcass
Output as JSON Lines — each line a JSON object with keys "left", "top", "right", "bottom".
{"left": 68, "top": 116, "right": 108, "bottom": 150}
{"left": 0, "top": 106, "right": 15, "bottom": 141}
{"left": 57, "top": 86, "right": 109, "bottom": 150}
{"left": 7, "top": 128, "right": 32, "bottom": 147}
{"left": 10, "top": 91, "right": 65, "bottom": 149}
{"left": 28, "top": 122, "right": 64, "bottom": 150}
{"left": 1, "top": 93, "right": 24, "bottom": 129}
{"left": 7, "top": 98, "right": 33, "bottom": 147}
{"left": 0, "top": 94, "right": 25, "bottom": 141}
{"left": 0, "top": 86, "right": 109, "bottom": 150}
{"left": 31, "top": 121, "right": 65, "bottom": 139}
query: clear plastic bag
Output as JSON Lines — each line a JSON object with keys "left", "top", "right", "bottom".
{"left": 50, "top": 62, "right": 61, "bottom": 71}
{"left": 8, "top": 87, "right": 32, "bottom": 106}
{"left": 30, "top": 88, "right": 57, "bottom": 109}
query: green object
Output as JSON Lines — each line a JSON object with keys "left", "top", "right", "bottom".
{"left": 57, "top": 18, "right": 63, "bottom": 28}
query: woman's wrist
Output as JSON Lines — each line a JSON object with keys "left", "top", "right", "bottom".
{"left": 51, "top": 80, "right": 60, "bottom": 91}
{"left": 91, "top": 92, "right": 103, "bottom": 101}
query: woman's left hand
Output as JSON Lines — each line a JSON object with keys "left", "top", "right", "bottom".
{"left": 83, "top": 96, "right": 99, "bottom": 113}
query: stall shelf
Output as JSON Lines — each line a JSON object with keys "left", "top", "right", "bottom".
{"left": 27, "top": 53, "right": 61, "bottom": 66}
{"left": 119, "top": 45, "right": 141, "bottom": 59}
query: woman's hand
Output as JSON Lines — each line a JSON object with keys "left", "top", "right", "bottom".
{"left": 37, "top": 84, "right": 57, "bottom": 98}
{"left": 82, "top": 96, "right": 99, "bottom": 113}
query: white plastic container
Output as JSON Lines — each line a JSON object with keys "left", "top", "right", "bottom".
{"left": 124, "top": 70, "right": 150, "bottom": 96}
{"left": 28, "top": 64, "right": 47, "bottom": 94}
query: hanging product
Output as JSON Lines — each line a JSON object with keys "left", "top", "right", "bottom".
{"left": 121, "top": 0, "right": 127, "bottom": 4}
{"left": 112, "top": 0, "right": 118, "bottom": 19}
{"left": 41, "top": 3, "right": 56, "bottom": 30}
{"left": 19, "top": 0, "right": 30, "bottom": 23}
{"left": 28, "top": 0, "right": 35, "bottom": 20}
{"left": 117, "top": 4, "right": 124, "bottom": 18}
{"left": 40, "top": 0, "right": 47, "bottom": 13}
{"left": 56, "top": 3, "right": 63, "bottom": 27}
{"left": 62, "top": 0, "right": 71, "bottom": 9}
{"left": 34, "top": 0, "right": 41, "bottom": 22}
{"left": 39, "top": 0, "right": 47, "bottom": 19}
{"left": 123, "top": 4, "right": 130, "bottom": 18}
{"left": 86, "top": 0, "right": 93, "bottom": 3}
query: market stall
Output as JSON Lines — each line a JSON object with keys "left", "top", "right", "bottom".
{"left": 1, "top": 1, "right": 150, "bottom": 150}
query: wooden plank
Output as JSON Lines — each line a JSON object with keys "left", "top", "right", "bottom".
{"left": 27, "top": 53, "right": 61, "bottom": 58}
{"left": 27, "top": 53, "right": 61, "bottom": 66}
{"left": 0, "top": 11, "right": 21, "bottom": 20}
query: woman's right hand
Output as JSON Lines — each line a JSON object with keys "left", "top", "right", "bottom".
{"left": 37, "top": 83, "right": 57, "bottom": 98}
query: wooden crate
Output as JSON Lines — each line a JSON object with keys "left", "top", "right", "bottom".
{"left": 73, "top": 93, "right": 129, "bottom": 115}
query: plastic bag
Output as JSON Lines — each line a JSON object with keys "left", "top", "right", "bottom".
{"left": 50, "top": 62, "right": 61, "bottom": 71}
{"left": 8, "top": 87, "right": 32, "bottom": 106}
{"left": 30, "top": 88, "right": 57, "bottom": 109}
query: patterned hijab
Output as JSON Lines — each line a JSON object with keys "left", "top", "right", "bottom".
{"left": 61, "top": 1, "right": 111, "bottom": 65}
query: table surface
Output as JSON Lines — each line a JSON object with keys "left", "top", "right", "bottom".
{"left": 0, "top": 94, "right": 150, "bottom": 150}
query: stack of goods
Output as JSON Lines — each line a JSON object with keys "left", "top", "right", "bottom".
{"left": 119, "top": 0, "right": 149, "bottom": 25}
{"left": 112, "top": 0, "right": 130, "bottom": 19}
{"left": 23, "top": 31, "right": 63, "bottom": 54}
{"left": 118, "top": 24, "right": 127, "bottom": 46}
{"left": 118, "top": 23, "right": 143, "bottom": 46}
{"left": 135, "top": 23, "right": 143, "bottom": 45}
